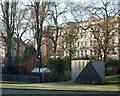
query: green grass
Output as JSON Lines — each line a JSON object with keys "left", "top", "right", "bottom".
{"left": 0, "top": 81, "right": 29, "bottom": 84}
{"left": 52, "top": 77, "right": 120, "bottom": 85}
{"left": 105, "top": 77, "right": 120, "bottom": 85}
{"left": 1, "top": 76, "right": 120, "bottom": 85}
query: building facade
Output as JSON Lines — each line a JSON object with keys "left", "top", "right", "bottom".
{"left": 34, "top": 26, "right": 64, "bottom": 59}
{"left": 0, "top": 35, "right": 5, "bottom": 67}
{"left": 64, "top": 18, "right": 119, "bottom": 60}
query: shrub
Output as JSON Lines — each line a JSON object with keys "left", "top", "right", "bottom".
{"left": 62, "top": 56, "right": 71, "bottom": 71}
{"left": 47, "top": 58, "right": 65, "bottom": 74}
{"left": 47, "top": 57, "right": 71, "bottom": 82}
{"left": 105, "top": 60, "right": 119, "bottom": 75}
{"left": 75, "top": 56, "right": 90, "bottom": 60}
{"left": 19, "top": 45, "right": 37, "bottom": 75}
{"left": 2, "top": 64, "right": 19, "bottom": 75}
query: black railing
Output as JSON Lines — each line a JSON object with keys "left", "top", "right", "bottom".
{"left": 1, "top": 75, "right": 39, "bottom": 83}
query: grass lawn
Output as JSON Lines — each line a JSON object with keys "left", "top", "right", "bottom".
{"left": 105, "top": 76, "right": 120, "bottom": 85}
{"left": 1, "top": 76, "right": 119, "bottom": 92}
{"left": 0, "top": 81, "right": 29, "bottom": 84}
{"left": 1, "top": 76, "right": 120, "bottom": 85}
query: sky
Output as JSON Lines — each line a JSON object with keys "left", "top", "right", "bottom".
{"left": 0, "top": 0, "right": 120, "bottom": 42}
{"left": 0, "top": 0, "right": 120, "bottom": 2}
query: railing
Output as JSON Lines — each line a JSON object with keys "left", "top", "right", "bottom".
{"left": 1, "top": 74, "right": 39, "bottom": 83}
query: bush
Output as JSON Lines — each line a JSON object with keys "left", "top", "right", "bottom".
{"left": 19, "top": 45, "right": 37, "bottom": 75}
{"left": 2, "top": 64, "right": 19, "bottom": 75}
{"left": 75, "top": 56, "right": 90, "bottom": 60}
{"left": 47, "top": 58, "right": 65, "bottom": 74}
{"left": 62, "top": 56, "right": 71, "bottom": 71}
{"left": 105, "top": 60, "right": 120, "bottom": 76}
{"left": 47, "top": 57, "right": 71, "bottom": 82}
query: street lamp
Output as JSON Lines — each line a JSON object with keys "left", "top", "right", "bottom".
{"left": 118, "top": 1, "right": 120, "bottom": 70}
{"left": 38, "top": 55, "right": 41, "bottom": 79}
{"left": 116, "top": 1, "right": 120, "bottom": 74}
{"left": 36, "top": 55, "right": 41, "bottom": 82}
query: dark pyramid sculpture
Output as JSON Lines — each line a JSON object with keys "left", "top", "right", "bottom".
{"left": 71, "top": 60, "right": 105, "bottom": 84}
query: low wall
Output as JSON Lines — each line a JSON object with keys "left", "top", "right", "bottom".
{"left": 71, "top": 60, "right": 90, "bottom": 81}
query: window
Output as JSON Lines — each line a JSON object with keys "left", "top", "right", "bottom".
{"left": 81, "top": 50, "right": 83, "bottom": 56}
{"left": 90, "top": 40, "right": 92, "bottom": 46}
{"left": 77, "top": 50, "right": 79, "bottom": 56}
{"left": 112, "top": 39, "right": 114, "bottom": 45}
{"left": 84, "top": 34, "right": 87, "bottom": 38}
{"left": 81, "top": 42, "right": 83, "bottom": 46}
{"left": 90, "top": 50, "right": 92, "bottom": 55}
{"left": 111, "top": 48, "right": 115, "bottom": 54}
{"left": 77, "top": 42, "right": 79, "bottom": 46}
{"left": 85, "top": 50, "right": 87, "bottom": 56}
{"left": 85, "top": 41, "right": 87, "bottom": 46}
{"left": 94, "top": 50, "right": 96, "bottom": 54}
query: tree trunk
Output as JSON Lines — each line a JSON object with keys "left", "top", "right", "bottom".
{"left": 16, "top": 42, "right": 20, "bottom": 57}
{"left": 98, "top": 48, "right": 102, "bottom": 60}
{"left": 69, "top": 50, "right": 72, "bottom": 71}
{"left": 14, "top": 42, "right": 20, "bottom": 65}
{"left": 6, "top": 39, "right": 12, "bottom": 66}
{"left": 40, "top": 23, "right": 43, "bottom": 66}
{"left": 53, "top": 22, "right": 59, "bottom": 58}
{"left": 53, "top": 42, "right": 57, "bottom": 58}
{"left": 103, "top": 48, "right": 107, "bottom": 63}
{"left": 5, "top": 2, "right": 12, "bottom": 66}
{"left": 118, "top": 3, "right": 120, "bottom": 60}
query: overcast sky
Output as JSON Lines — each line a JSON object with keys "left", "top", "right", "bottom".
{"left": 0, "top": 0, "right": 119, "bottom": 42}
{"left": 0, "top": 0, "right": 120, "bottom": 3}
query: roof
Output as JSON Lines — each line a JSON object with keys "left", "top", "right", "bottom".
{"left": 31, "top": 67, "right": 51, "bottom": 73}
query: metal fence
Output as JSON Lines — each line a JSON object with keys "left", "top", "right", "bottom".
{"left": 1, "top": 75, "right": 39, "bottom": 83}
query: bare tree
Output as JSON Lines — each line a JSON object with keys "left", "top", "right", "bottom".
{"left": 29, "top": 1, "right": 49, "bottom": 68}
{"left": 117, "top": 1, "right": 120, "bottom": 73}
{"left": 46, "top": 2, "right": 68, "bottom": 58}
{"left": 69, "top": 2, "right": 91, "bottom": 32}
{"left": 13, "top": 3, "right": 30, "bottom": 62}
{"left": 62, "top": 23, "right": 78, "bottom": 60}
{"left": 70, "top": 2, "right": 90, "bottom": 23}
{"left": 0, "top": 1, "right": 17, "bottom": 66}
{"left": 87, "top": 0, "right": 119, "bottom": 62}
{"left": 23, "top": 0, "right": 50, "bottom": 82}
{"left": 68, "top": 1, "right": 119, "bottom": 62}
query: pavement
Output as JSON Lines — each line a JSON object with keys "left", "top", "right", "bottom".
{"left": 1, "top": 89, "right": 120, "bottom": 95}
{"left": 106, "top": 75, "right": 120, "bottom": 78}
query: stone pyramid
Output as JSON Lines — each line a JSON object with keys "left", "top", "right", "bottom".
{"left": 71, "top": 60, "right": 105, "bottom": 84}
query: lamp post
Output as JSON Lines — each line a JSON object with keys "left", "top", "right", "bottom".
{"left": 118, "top": 1, "right": 120, "bottom": 61}
{"left": 36, "top": 29, "right": 41, "bottom": 83}
{"left": 118, "top": 1, "right": 120, "bottom": 71}
{"left": 36, "top": 55, "right": 41, "bottom": 82}
{"left": 34, "top": 2, "right": 42, "bottom": 83}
